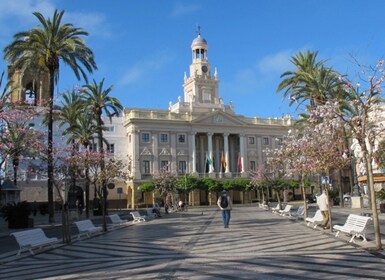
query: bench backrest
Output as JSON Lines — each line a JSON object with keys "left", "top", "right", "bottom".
{"left": 11, "top": 228, "right": 48, "bottom": 246}
{"left": 344, "top": 214, "right": 372, "bottom": 229}
{"left": 109, "top": 214, "right": 122, "bottom": 223}
{"left": 75, "top": 220, "right": 96, "bottom": 231}
{"left": 131, "top": 211, "right": 141, "bottom": 218}
{"left": 283, "top": 205, "right": 292, "bottom": 212}
{"left": 296, "top": 206, "right": 304, "bottom": 215}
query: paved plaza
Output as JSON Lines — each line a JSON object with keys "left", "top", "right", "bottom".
{"left": 1, "top": 205, "right": 385, "bottom": 279}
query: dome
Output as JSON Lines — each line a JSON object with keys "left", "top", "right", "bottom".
{"left": 191, "top": 34, "right": 208, "bottom": 49}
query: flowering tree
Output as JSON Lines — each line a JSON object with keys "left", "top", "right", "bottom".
{"left": 85, "top": 152, "right": 132, "bottom": 231}
{"left": 249, "top": 166, "right": 271, "bottom": 204}
{"left": 266, "top": 118, "right": 350, "bottom": 220}
{"left": 153, "top": 167, "right": 178, "bottom": 207}
{"left": 310, "top": 74, "right": 385, "bottom": 249}
{"left": 34, "top": 146, "right": 77, "bottom": 244}
{"left": 0, "top": 104, "right": 46, "bottom": 186}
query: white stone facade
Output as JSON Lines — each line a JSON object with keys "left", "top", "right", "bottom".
{"left": 8, "top": 31, "right": 293, "bottom": 209}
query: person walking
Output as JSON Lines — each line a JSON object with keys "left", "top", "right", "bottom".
{"left": 217, "top": 190, "right": 232, "bottom": 228}
{"left": 317, "top": 189, "right": 330, "bottom": 229}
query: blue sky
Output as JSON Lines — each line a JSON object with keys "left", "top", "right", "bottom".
{"left": 0, "top": 0, "right": 384, "bottom": 118}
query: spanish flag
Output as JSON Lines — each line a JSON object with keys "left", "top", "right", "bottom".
{"left": 221, "top": 152, "right": 227, "bottom": 172}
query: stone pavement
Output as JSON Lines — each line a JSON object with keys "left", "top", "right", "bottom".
{"left": 1, "top": 205, "right": 385, "bottom": 279}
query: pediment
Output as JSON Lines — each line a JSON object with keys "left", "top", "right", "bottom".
{"left": 192, "top": 111, "right": 247, "bottom": 126}
{"left": 141, "top": 147, "right": 152, "bottom": 155}
{"left": 159, "top": 148, "right": 170, "bottom": 156}
{"left": 177, "top": 150, "right": 187, "bottom": 155}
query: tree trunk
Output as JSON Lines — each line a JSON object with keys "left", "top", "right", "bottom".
{"left": 365, "top": 152, "right": 382, "bottom": 250}
{"left": 61, "top": 203, "right": 71, "bottom": 244}
{"left": 47, "top": 69, "right": 55, "bottom": 223}
{"left": 301, "top": 177, "right": 309, "bottom": 219}
{"left": 85, "top": 167, "right": 90, "bottom": 218}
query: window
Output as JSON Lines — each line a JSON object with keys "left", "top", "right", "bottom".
{"left": 250, "top": 161, "right": 256, "bottom": 171}
{"left": 178, "top": 161, "right": 187, "bottom": 174}
{"left": 143, "top": 160, "right": 150, "bottom": 174}
{"left": 142, "top": 133, "right": 150, "bottom": 143}
{"left": 178, "top": 134, "right": 186, "bottom": 143}
{"left": 263, "top": 137, "right": 269, "bottom": 145}
{"left": 248, "top": 137, "right": 255, "bottom": 145}
{"left": 161, "top": 161, "right": 169, "bottom": 170}
{"left": 107, "top": 143, "right": 115, "bottom": 154}
{"left": 89, "top": 143, "right": 97, "bottom": 152}
{"left": 160, "top": 133, "right": 168, "bottom": 143}
{"left": 105, "top": 126, "right": 115, "bottom": 132}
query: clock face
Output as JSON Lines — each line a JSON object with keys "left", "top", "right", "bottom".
{"left": 201, "top": 65, "right": 208, "bottom": 73}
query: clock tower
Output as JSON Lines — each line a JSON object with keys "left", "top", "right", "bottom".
{"left": 183, "top": 28, "right": 221, "bottom": 110}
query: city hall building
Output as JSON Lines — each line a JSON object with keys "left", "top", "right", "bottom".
{"left": 6, "top": 31, "right": 293, "bottom": 209}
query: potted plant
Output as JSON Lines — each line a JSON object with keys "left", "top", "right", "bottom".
{"left": 376, "top": 189, "right": 385, "bottom": 213}
{"left": 0, "top": 201, "right": 32, "bottom": 229}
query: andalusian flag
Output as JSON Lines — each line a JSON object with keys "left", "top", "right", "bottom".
{"left": 206, "top": 152, "right": 213, "bottom": 173}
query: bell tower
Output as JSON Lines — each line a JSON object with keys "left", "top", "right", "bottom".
{"left": 8, "top": 66, "right": 50, "bottom": 106}
{"left": 183, "top": 27, "right": 220, "bottom": 108}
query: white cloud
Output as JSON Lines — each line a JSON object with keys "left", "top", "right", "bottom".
{"left": 171, "top": 3, "right": 201, "bottom": 17}
{"left": 118, "top": 51, "right": 175, "bottom": 86}
{"left": 0, "top": 0, "right": 55, "bottom": 37}
{"left": 256, "top": 50, "right": 294, "bottom": 74}
{"left": 64, "top": 11, "right": 110, "bottom": 39}
{"left": 0, "top": 0, "right": 110, "bottom": 39}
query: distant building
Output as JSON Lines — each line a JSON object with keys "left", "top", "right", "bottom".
{"left": 6, "top": 30, "right": 293, "bottom": 209}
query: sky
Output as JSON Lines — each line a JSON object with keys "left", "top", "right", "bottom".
{"left": 1, "top": 0, "right": 385, "bottom": 119}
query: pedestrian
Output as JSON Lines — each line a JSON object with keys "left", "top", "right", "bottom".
{"left": 217, "top": 190, "right": 232, "bottom": 228}
{"left": 317, "top": 189, "right": 330, "bottom": 229}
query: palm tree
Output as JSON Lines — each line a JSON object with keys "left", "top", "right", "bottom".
{"left": 69, "top": 113, "right": 98, "bottom": 218}
{"left": 57, "top": 89, "right": 85, "bottom": 210}
{"left": 277, "top": 50, "right": 342, "bottom": 109}
{"left": 81, "top": 78, "right": 123, "bottom": 230}
{"left": 4, "top": 9, "right": 97, "bottom": 222}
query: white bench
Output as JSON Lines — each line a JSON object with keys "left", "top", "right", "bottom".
{"left": 333, "top": 214, "right": 372, "bottom": 243}
{"left": 291, "top": 205, "right": 305, "bottom": 221}
{"left": 108, "top": 214, "right": 129, "bottom": 228}
{"left": 279, "top": 204, "right": 293, "bottom": 216}
{"left": 10, "top": 228, "right": 58, "bottom": 255}
{"left": 74, "top": 219, "right": 103, "bottom": 239}
{"left": 271, "top": 204, "right": 281, "bottom": 214}
{"left": 258, "top": 203, "right": 269, "bottom": 210}
{"left": 305, "top": 210, "right": 324, "bottom": 228}
{"left": 130, "top": 211, "right": 147, "bottom": 223}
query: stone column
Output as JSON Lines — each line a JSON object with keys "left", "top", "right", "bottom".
{"left": 239, "top": 134, "right": 246, "bottom": 176}
{"left": 215, "top": 135, "right": 220, "bottom": 172}
{"left": 224, "top": 133, "right": 230, "bottom": 176}
{"left": 152, "top": 132, "right": 158, "bottom": 173}
{"left": 170, "top": 132, "right": 177, "bottom": 173}
{"left": 207, "top": 132, "right": 214, "bottom": 174}
{"left": 189, "top": 132, "right": 197, "bottom": 174}
{"left": 132, "top": 128, "right": 141, "bottom": 179}
{"left": 200, "top": 135, "right": 205, "bottom": 173}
